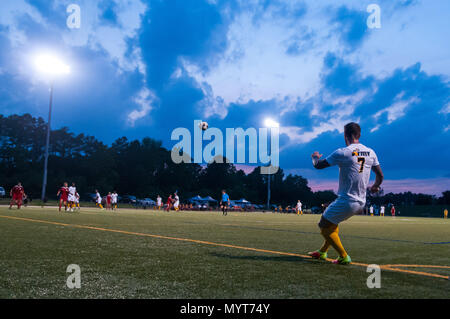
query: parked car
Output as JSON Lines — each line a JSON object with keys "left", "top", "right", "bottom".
{"left": 311, "top": 206, "right": 322, "bottom": 214}
{"left": 0, "top": 187, "right": 6, "bottom": 197}
{"left": 120, "top": 195, "right": 137, "bottom": 204}
{"left": 137, "top": 198, "right": 156, "bottom": 208}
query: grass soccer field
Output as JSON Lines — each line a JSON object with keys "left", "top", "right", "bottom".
{"left": 0, "top": 206, "right": 448, "bottom": 299}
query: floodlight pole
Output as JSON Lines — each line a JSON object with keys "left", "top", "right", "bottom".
{"left": 267, "top": 129, "right": 271, "bottom": 210}
{"left": 267, "top": 165, "right": 271, "bottom": 210}
{"left": 41, "top": 81, "right": 54, "bottom": 204}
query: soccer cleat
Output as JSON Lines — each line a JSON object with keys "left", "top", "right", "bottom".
{"left": 308, "top": 250, "right": 327, "bottom": 260}
{"left": 332, "top": 255, "right": 352, "bottom": 265}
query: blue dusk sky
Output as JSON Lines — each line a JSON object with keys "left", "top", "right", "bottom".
{"left": 0, "top": 0, "right": 449, "bottom": 195}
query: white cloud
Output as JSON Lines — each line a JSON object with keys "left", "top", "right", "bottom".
{"left": 181, "top": 0, "right": 450, "bottom": 127}
{"left": 0, "top": 0, "right": 45, "bottom": 46}
{"left": 280, "top": 117, "right": 350, "bottom": 147}
{"left": 127, "top": 88, "right": 156, "bottom": 126}
{"left": 440, "top": 101, "right": 450, "bottom": 114}
{"left": 182, "top": 6, "right": 328, "bottom": 118}
{"left": 347, "top": 1, "right": 450, "bottom": 79}
{"left": 373, "top": 94, "right": 420, "bottom": 124}
{"left": 61, "top": 0, "right": 147, "bottom": 74}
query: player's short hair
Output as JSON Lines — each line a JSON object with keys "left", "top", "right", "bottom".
{"left": 344, "top": 122, "right": 361, "bottom": 140}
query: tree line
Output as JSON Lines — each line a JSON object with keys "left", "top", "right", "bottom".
{"left": 1, "top": 114, "right": 448, "bottom": 207}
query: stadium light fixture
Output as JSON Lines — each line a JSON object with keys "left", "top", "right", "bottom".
{"left": 34, "top": 53, "right": 70, "bottom": 205}
{"left": 34, "top": 54, "right": 70, "bottom": 76}
{"left": 264, "top": 118, "right": 279, "bottom": 128}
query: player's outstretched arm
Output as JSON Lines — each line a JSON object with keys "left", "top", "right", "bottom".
{"left": 311, "top": 151, "right": 330, "bottom": 170}
{"left": 370, "top": 165, "right": 384, "bottom": 193}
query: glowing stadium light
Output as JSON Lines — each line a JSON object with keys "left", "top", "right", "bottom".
{"left": 34, "top": 54, "right": 70, "bottom": 75}
{"left": 33, "top": 53, "right": 70, "bottom": 204}
{"left": 264, "top": 118, "right": 279, "bottom": 128}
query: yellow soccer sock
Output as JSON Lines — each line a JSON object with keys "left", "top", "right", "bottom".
{"left": 321, "top": 225, "right": 347, "bottom": 258}
{"left": 99, "top": 204, "right": 103, "bottom": 209}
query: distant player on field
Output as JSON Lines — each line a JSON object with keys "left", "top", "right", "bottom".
{"left": 308, "top": 122, "right": 384, "bottom": 265}
{"left": 391, "top": 205, "right": 395, "bottom": 217}
{"left": 220, "top": 190, "right": 230, "bottom": 216}
{"left": 173, "top": 192, "right": 180, "bottom": 211}
{"left": 75, "top": 192, "right": 80, "bottom": 210}
{"left": 380, "top": 205, "right": 385, "bottom": 216}
{"left": 111, "top": 191, "right": 118, "bottom": 210}
{"left": 156, "top": 195, "right": 162, "bottom": 210}
{"left": 444, "top": 208, "right": 448, "bottom": 219}
{"left": 57, "top": 182, "right": 70, "bottom": 212}
{"left": 296, "top": 200, "right": 303, "bottom": 215}
{"left": 106, "top": 192, "right": 112, "bottom": 210}
{"left": 166, "top": 194, "right": 173, "bottom": 212}
{"left": 95, "top": 189, "right": 103, "bottom": 209}
{"left": 9, "top": 182, "right": 25, "bottom": 209}
{"left": 369, "top": 205, "right": 374, "bottom": 216}
{"left": 68, "top": 182, "right": 77, "bottom": 211}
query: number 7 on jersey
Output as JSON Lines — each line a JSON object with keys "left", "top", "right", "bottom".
{"left": 357, "top": 157, "right": 365, "bottom": 173}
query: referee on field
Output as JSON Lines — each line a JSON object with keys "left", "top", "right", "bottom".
{"left": 220, "top": 190, "right": 230, "bottom": 216}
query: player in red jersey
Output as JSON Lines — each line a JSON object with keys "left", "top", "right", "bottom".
{"left": 391, "top": 205, "right": 396, "bottom": 217}
{"left": 9, "top": 182, "right": 26, "bottom": 209}
{"left": 166, "top": 194, "right": 173, "bottom": 212}
{"left": 57, "top": 182, "right": 70, "bottom": 212}
{"left": 106, "top": 192, "right": 112, "bottom": 210}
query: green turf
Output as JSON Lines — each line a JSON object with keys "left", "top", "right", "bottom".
{"left": 0, "top": 206, "right": 448, "bottom": 298}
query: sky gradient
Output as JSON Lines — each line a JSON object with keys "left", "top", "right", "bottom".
{"left": 0, "top": 0, "right": 449, "bottom": 195}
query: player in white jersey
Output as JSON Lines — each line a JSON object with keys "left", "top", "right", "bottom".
{"left": 111, "top": 191, "right": 118, "bottom": 210}
{"left": 68, "top": 183, "right": 77, "bottom": 211}
{"left": 369, "top": 205, "right": 374, "bottom": 216}
{"left": 308, "top": 122, "right": 384, "bottom": 265}
{"left": 173, "top": 193, "right": 180, "bottom": 211}
{"left": 380, "top": 205, "right": 385, "bottom": 216}
{"left": 296, "top": 200, "right": 303, "bottom": 215}
{"left": 156, "top": 195, "right": 162, "bottom": 210}
{"left": 75, "top": 192, "right": 80, "bottom": 210}
{"left": 95, "top": 189, "right": 103, "bottom": 209}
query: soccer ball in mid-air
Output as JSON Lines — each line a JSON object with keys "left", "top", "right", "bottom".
{"left": 199, "top": 121, "right": 209, "bottom": 131}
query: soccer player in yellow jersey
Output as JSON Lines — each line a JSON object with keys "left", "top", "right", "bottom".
{"left": 444, "top": 208, "right": 448, "bottom": 219}
{"left": 308, "top": 123, "right": 384, "bottom": 265}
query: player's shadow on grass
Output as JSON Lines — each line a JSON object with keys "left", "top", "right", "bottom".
{"left": 209, "top": 252, "right": 316, "bottom": 264}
